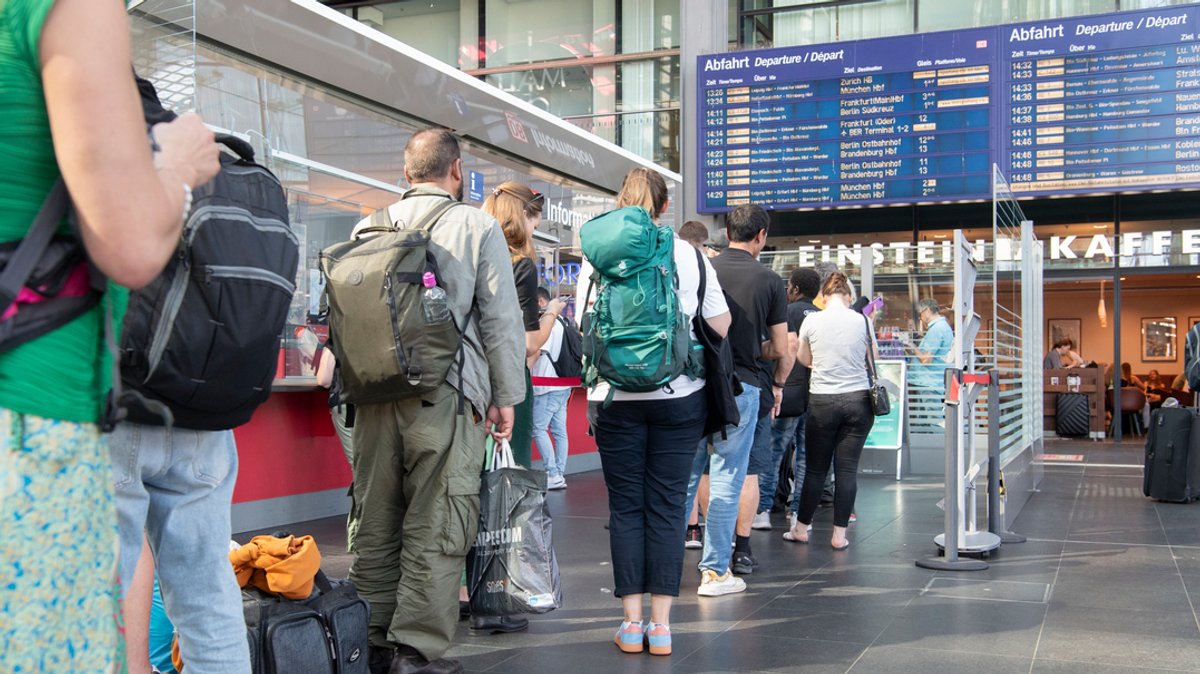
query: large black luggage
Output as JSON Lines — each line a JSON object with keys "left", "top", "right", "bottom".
{"left": 243, "top": 571, "right": 370, "bottom": 674}
{"left": 1055, "top": 393, "right": 1090, "bottom": 437}
{"left": 1143, "top": 406, "right": 1200, "bottom": 503}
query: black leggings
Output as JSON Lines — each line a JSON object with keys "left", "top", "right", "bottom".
{"left": 796, "top": 391, "right": 874, "bottom": 528}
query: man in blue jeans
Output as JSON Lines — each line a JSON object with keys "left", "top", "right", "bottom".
{"left": 755, "top": 268, "right": 821, "bottom": 533}
{"left": 109, "top": 426, "right": 251, "bottom": 672}
{"left": 685, "top": 204, "right": 792, "bottom": 597}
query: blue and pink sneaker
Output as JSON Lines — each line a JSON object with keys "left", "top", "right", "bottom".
{"left": 614, "top": 620, "right": 644, "bottom": 653}
{"left": 645, "top": 621, "right": 672, "bottom": 655}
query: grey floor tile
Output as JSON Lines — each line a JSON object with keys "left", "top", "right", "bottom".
{"left": 872, "top": 595, "right": 1047, "bottom": 657}
{"left": 736, "top": 607, "right": 896, "bottom": 644}
{"left": 1033, "top": 659, "right": 1197, "bottom": 673}
{"left": 847, "top": 645, "right": 1032, "bottom": 673}
{"left": 1056, "top": 541, "right": 1182, "bottom": 576}
{"left": 1049, "top": 575, "right": 1193, "bottom": 612}
{"left": 1034, "top": 629, "right": 1200, "bottom": 670}
{"left": 1042, "top": 604, "right": 1200, "bottom": 640}
{"left": 672, "top": 633, "right": 866, "bottom": 673}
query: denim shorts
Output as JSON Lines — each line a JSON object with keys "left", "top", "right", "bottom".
{"left": 745, "top": 410, "right": 775, "bottom": 476}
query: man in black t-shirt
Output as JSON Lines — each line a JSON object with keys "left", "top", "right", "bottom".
{"left": 753, "top": 268, "right": 821, "bottom": 531}
{"left": 685, "top": 204, "right": 793, "bottom": 595}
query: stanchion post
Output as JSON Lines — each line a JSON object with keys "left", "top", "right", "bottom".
{"left": 917, "top": 368, "right": 988, "bottom": 571}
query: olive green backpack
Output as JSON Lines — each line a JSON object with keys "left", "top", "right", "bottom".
{"left": 320, "top": 196, "right": 467, "bottom": 406}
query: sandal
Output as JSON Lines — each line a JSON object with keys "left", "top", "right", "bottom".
{"left": 831, "top": 539, "right": 850, "bottom": 550}
{"left": 782, "top": 522, "right": 813, "bottom": 543}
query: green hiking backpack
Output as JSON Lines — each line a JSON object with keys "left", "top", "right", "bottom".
{"left": 578, "top": 206, "right": 696, "bottom": 395}
{"left": 320, "top": 196, "right": 467, "bottom": 406}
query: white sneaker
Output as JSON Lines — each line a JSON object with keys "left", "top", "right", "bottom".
{"left": 547, "top": 475, "right": 567, "bottom": 490}
{"left": 697, "top": 569, "right": 747, "bottom": 597}
{"left": 751, "top": 511, "right": 771, "bottom": 530}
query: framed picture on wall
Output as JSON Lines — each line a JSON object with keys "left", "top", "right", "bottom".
{"left": 1141, "top": 317, "right": 1177, "bottom": 362}
{"left": 1048, "top": 318, "right": 1081, "bottom": 353}
{"left": 1189, "top": 316, "right": 1200, "bottom": 332}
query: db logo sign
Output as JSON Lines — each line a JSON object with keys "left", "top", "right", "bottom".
{"left": 505, "top": 112, "right": 529, "bottom": 143}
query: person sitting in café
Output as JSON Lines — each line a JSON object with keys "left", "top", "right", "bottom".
{"left": 1043, "top": 339, "right": 1072, "bottom": 369}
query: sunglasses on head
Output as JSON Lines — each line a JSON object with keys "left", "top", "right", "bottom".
{"left": 494, "top": 186, "right": 544, "bottom": 210}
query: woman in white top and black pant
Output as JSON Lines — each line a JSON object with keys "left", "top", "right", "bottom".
{"left": 575, "top": 168, "right": 730, "bottom": 655}
{"left": 786, "top": 272, "right": 876, "bottom": 550}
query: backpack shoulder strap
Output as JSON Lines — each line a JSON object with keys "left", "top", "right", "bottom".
{"left": 0, "top": 179, "right": 69, "bottom": 310}
{"left": 693, "top": 245, "right": 706, "bottom": 320}
{"left": 411, "top": 198, "right": 463, "bottom": 233}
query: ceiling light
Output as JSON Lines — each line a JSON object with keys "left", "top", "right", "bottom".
{"left": 807, "top": 239, "right": 821, "bottom": 244}
{"left": 1092, "top": 224, "right": 1107, "bottom": 229}
{"left": 933, "top": 234, "right": 947, "bottom": 239}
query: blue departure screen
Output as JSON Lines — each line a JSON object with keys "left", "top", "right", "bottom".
{"left": 1001, "top": 6, "right": 1200, "bottom": 197}
{"left": 698, "top": 29, "right": 997, "bottom": 212}
{"left": 696, "top": 3, "right": 1200, "bottom": 212}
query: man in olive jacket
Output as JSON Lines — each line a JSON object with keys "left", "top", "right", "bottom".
{"left": 350, "top": 128, "right": 526, "bottom": 674}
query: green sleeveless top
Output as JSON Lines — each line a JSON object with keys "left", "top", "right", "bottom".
{"left": 0, "top": 0, "right": 126, "bottom": 422}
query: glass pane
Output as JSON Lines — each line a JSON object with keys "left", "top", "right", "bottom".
{"left": 484, "top": 0, "right": 616, "bottom": 67}
{"left": 485, "top": 61, "right": 613, "bottom": 117}
{"left": 918, "top": 0, "right": 1116, "bottom": 33}
{"left": 350, "top": 0, "right": 469, "bottom": 68}
{"left": 744, "top": 0, "right": 913, "bottom": 48}
{"left": 621, "top": 0, "right": 680, "bottom": 51}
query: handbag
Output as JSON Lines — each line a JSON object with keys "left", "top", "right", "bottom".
{"left": 863, "top": 313, "right": 890, "bottom": 417}
{"left": 690, "top": 247, "right": 742, "bottom": 437}
{"left": 466, "top": 439, "right": 562, "bottom": 616}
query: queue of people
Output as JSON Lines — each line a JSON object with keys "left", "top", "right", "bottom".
{"left": 0, "top": 6, "right": 933, "bottom": 670}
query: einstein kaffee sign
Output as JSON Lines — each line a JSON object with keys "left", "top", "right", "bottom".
{"left": 787, "top": 228, "right": 1200, "bottom": 268}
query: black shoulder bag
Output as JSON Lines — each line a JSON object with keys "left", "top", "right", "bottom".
{"left": 863, "top": 313, "right": 890, "bottom": 416}
{"left": 691, "top": 246, "right": 741, "bottom": 437}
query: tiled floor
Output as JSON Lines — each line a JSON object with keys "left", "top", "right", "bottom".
{"left": 265, "top": 439, "right": 1200, "bottom": 673}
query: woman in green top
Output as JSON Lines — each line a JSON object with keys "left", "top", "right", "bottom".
{"left": 0, "top": 0, "right": 220, "bottom": 670}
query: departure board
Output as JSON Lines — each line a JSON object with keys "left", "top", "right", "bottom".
{"left": 697, "top": 29, "right": 997, "bottom": 212}
{"left": 696, "top": 3, "right": 1200, "bottom": 212}
{"left": 1001, "top": 6, "right": 1200, "bottom": 196}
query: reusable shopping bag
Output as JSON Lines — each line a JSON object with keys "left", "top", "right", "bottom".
{"left": 466, "top": 439, "right": 562, "bottom": 616}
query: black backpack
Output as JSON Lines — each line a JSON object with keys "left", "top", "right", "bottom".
{"left": 118, "top": 78, "right": 299, "bottom": 430}
{"left": 552, "top": 314, "right": 583, "bottom": 380}
{"left": 690, "top": 247, "right": 741, "bottom": 438}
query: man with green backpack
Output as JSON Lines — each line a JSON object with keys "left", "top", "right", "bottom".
{"left": 322, "top": 128, "right": 526, "bottom": 674}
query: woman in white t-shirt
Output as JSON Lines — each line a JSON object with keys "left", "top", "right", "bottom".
{"left": 785, "top": 272, "right": 876, "bottom": 550}
{"left": 575, "top": 168, "right": 730, "bottom": 657}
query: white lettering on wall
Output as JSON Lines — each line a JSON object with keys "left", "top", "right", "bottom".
{"left": 1085, "top": 234, "right": 1114, "bottom": 259}
{"left": 1120, "top": 231, "right": 1143, "bottom": 255}
{"left": 1184, "top": 229, "right": 1200, "bottom": 254}
{"left": 1151, "top": 230, "right": 1173, "bottom": 256}
{"left": 1050, "top": 235, "right": 1078, "bottom": 259}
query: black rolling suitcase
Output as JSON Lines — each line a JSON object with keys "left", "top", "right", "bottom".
{"left": 1055, "top": 393, "right": 1090, "bottom": 437}
{"left": 1143, "top": 406, "right": 1200, "bottom": 503}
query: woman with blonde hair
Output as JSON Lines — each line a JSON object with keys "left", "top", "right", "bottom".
{"left": 575, "top": 167, "right": 731, "bottom": 655}
{"left": 786, "top": 272, "right": 876, "bottom": 550}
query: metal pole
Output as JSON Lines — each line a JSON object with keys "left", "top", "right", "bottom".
{"left": 916, "top": 368, "right": 988, "bottom": 571}
{"left": 1112, "top": 196, "right": 1122, "bottom": 442}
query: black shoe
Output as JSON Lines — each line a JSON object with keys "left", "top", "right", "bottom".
{"left": 390, "top": 649, "right": 464, "bottom": 674}
{"left": 470, "top": 614, "right": 530, "bottom": 634}
{"left": 369, "top": 646, "right": 396, "bottom": 674}
{"left": 732, "top": 551, "right": 757, "bottom": 575}
{"left": 458, "top": 600, "right": 470, "bottom": 621}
